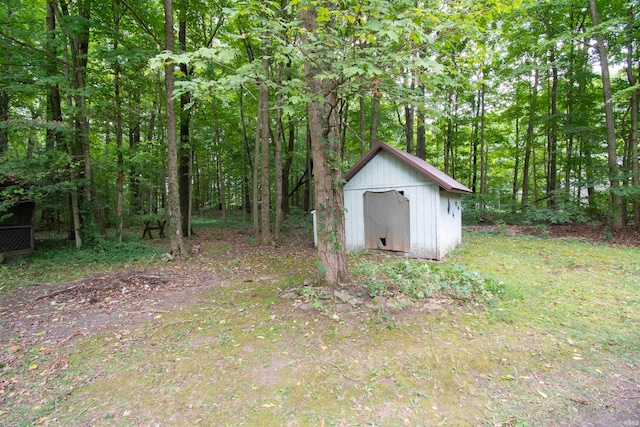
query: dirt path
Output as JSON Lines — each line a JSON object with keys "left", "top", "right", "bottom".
{"left": 0, "top": 268, "right": 218, "bottom": 350}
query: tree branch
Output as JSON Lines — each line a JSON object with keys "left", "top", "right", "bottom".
{"left": 120, "top": 0, "right": 163, "bottom": 48}
{"left": 0, "top": 30, "right": 69, "bottom": 67}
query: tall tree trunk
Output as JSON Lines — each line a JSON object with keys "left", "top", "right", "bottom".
{"left": 565, "top": 54, "right": 574, "bottom": 201}
{"left": 471, "top": 86, "right": 480, "bottom": 192}
{"left": 239, "top": 89, "right": 252, "bottom": 214}
{"left": 304, "top": 124, "right": 311, "bottom": 212}
{"left": 300, "top": 5, "right": 349, "bottom": 286}
{"left": 63, "top": 0, "right": 106, "bottom": 238}
{"left": 114, "top": 0, "right": 125, "bottom": 241}
{"left": 405, "top": 104, "right": 414, "bottom": 154}
{"left": 405, "top": 71, "right": 414, "bottom": 155}
{"left": 282, "top": 120, "right": 295, "bottom": 217}
{"left": 589, "top": 0, "right": 624, "bottom": 229}
{"left": 370, "top": 89, "right": 380, "bottom": 148}
{"left": 444, "top": 87, "right": 454, "bottom": 175}
{"left": 260, "top": 44, "right": 272, "bottom": 245}
{"left": 0, "top": 6, "right": 8, "bottom": 156}
{"left": 547, "top": 49, "right": 559, "bottom": 209}
{"left": 252, "top": 102, "right": 261, "bottom": 232}
{"left": 164, "top": 0, "right": 185, "bottom": 255}
{"left": 627, "top": 6, "right": 639, "bottom": 229}
{"left": 179, "top": 7, "right": 192, "bottom": 237}
{"left": 0, "top": 91, "right": 8, "bottom": 156}
{"left": 129, "top": 92, "right": 142, "bottom": 215}
{"left": 479, "top": 80, "right": 487, "bottom": 196}
{"left": 359, "top": 96, "right": 366, "bottom": 155}
{"left": 213, "top": 98, "right": 226, "bottom": 221}
{"left": 239, "top": 89, "right": 250, "bottom": 214}
{"left": 46, "top": 0, "right": 63, "bottom": 151}
{"left": 512, "top": 116, "right": 520, "bottom": 213}
{"left": 522, "top": 69, "right": 539, "bottom": 210}
{"left": 416, "top": 85, "right": 426, "bottom": 160}
{"left": 274, "top": 67, "right": 284, "bottom": 241}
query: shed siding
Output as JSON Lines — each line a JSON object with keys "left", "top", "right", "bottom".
{"left": 410, "top": 182, "right": 439, "bottom": 259}
{"left": 437, "top": 193, "right": 463, "bottom": 258}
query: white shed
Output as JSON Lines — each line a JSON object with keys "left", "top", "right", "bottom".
{"left": 343, "top": 142, "right": 473, "bottom": 260}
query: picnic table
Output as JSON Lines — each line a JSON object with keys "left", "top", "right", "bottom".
{"left": 142, "top": 219, "right": 166, "bottom": 239}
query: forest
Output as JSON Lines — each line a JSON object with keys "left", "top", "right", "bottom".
{"left": 1, "top": 0, "right": 639, "bottom": 283}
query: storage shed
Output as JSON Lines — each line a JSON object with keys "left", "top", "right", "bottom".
{"left": 343, "top": 142, "right": 473, "bottom": 260}
{"left": 0, "top": 177, "right": 35, "bottom": 257}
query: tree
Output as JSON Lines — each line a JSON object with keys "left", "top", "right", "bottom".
{"left": 164, "top": 0, "right": 185, "bottom": 255}
{"left": 299, "top": 4, "right": 349, "bottom": 286}
{"left": 589, "top": 0, "right": 624, "bottom": 229}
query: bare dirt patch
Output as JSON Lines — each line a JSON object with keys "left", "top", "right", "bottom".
{"left": 0, "top": 268, "right": 218, "bottom": 350}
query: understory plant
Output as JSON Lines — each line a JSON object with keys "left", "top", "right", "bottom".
{"left": 353, "top": 257, "right": 517, "bottom": 303}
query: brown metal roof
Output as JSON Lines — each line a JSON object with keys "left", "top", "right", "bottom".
{"left": 344, "top": 141, "right": 473, "bottom": 194}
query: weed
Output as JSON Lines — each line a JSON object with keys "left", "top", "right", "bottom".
{"left": 352, "top": 257, "right": 508, "bottom": 304}
{"left": 366, "top": 279, "right": 387, "bottom": 298}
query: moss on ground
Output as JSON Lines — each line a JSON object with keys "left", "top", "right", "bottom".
{"left": 1, "top": 231, "right": 639, "bottom": 426}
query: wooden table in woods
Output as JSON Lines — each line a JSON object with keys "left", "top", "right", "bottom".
{"left": 142, "top": 220, "right": 166, "bottom": 239}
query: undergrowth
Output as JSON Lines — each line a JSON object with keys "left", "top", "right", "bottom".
{"left": 352, "top": 257, "right": 521, "bottom": 303}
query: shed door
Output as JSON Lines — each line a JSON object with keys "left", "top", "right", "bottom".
{"left": 363, "top": 190, "right": 410, "bottom": 252}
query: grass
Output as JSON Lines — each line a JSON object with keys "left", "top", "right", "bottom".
{"left": 0, "top": 237, "right": 161, "bottom": 291}
{"left": 1, "top": 230, "right": 639, "bottom": 426}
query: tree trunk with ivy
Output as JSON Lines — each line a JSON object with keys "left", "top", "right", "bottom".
{"left": 300, "top": 5, "right": 349, "bottom": 286}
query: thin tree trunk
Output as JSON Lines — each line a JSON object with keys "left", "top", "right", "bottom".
{"left": 512, "top": 116, "right": 520, "bottom": 212}
{"left": 627, "top": 6, "right": 639, "bottom": 229}
{"left": 0, "top": 6, "right": 8, "bottom": 156}
{"left": 359, "top": 96, "right": 366, "bottom": 155}
{"left": 45, "top": 0, "right": 63, "bottom": 151}
{"left": 589, "top": 0, "right": 624, "bottom": 229}
{"left": 114, "top": 0, "right": 124, "bottom": 241}
{"left": 252, "top": 102, "right": 261, "bottom": 232}
{"left": 0, "top": 91, "right": 8, "bottom": 156}
{"left": 405, "top": 72, "right": 414, "bottom": 154}
{"left": 260, "top": 44, "right": 271, "bottom": 245}
{"left": 522, "top": 69, "right": 539, "bottom": 210}
{"left": 164, "top": 0, "right": 185, "bottom": 255}
{"left": 548, "top": 49, "right": 559, "bottom": 209}
{"left": 129, "top": 92, "right": 142, "bottom": 215}
{"left": 370, "top": 90, "right": 380, "bottom": 148}
{"left": 179, "top": 7, "right": 192, "bottom": 237}
{"left": 471, "top": 86, "right": 480, "bottom": 192}
{"left": 239, "top": 89, "right": 250, "bottom": 214}
{"left": 70, "top": 186, "right": 82, "bottom": 248}
{"left": 416, "top": 85, "right": 426, "bottom": 160}
{"left": 63, "top": 0, "right": 106, "bottom": 237}
{"left": 479, "top": 80, "right": 487, "bottom": 196}
{"left": 565, "top": 53, "right": 574, "bottom": 201}
{"left": 274, "top": 67, "right": 284, "bottom": 241}
{"left": 405, "top": 104, "right": 414, "bottom": 154}
{"left": 212, "top": 97, "right": 226, "bottom": 221}
{"left": 444, "top": 87, "right": 454, "bottom": 175}
{"left": 304, "top": 124, "right": 311, "bottom": 212}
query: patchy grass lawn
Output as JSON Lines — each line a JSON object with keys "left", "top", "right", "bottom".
{"left": 1, "top": 229, "right": 639, "bottom": 426}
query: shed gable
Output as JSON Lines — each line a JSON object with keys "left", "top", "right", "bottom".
{"left": 344, "top": 150, "right": 429, "bottom": 190}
